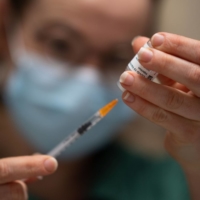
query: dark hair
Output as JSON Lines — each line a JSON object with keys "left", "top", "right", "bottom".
{"left": 10, "top": 0, "right": 160, "bottom": 16}
{"left": 9, "top": 0, "right": 31, "bottom": 16}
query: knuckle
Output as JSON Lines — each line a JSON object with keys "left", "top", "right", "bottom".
{"left": 0, "top": 161, "right": 10, "bottom": 180}
{"left": 189, "top": 66, "right": 200, "bottom": 85}
{"left": 9, "top": 182, "right": 27, "bottom": 200}
{"left": 135, "top": 102, "right": 148, "bottom": 116}
{"left": 158, "top": 53, "right": 169, "bottom": 72}
{"left": 24, "top": 159, "right": 46, "bottom": 176}
{"left": 165, "top": 34, "right": 183, "bottom": 52}
{"left": 24, "top": 162, "right": 40, "bottom": 176}
{"left": 166, "top": 91, "right": 184, "bottom": 109}
{"left": 137, "top": 80, "right": 150, "bottom": 97}
{"left": 151, "top": 108, "right": 168, "bottom": 123}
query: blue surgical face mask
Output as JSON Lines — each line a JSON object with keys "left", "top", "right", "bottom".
{"left": 4, "top": 49, "right": 136, "bottom": 160}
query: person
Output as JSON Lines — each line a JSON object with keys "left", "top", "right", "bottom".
{"left": 0, "top": 0, "right": 198, "bottom": 200}
{"left": 0, "top": 0, "right": 157, "bottom": 199}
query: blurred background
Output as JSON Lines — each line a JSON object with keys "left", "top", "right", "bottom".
{"left": 158, "top": 0, "right": 200, "bottom": 39}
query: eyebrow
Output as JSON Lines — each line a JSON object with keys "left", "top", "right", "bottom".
{"left": 36, "top": 21, "right": 133, "bottom": 55}
{"left": 38, "top": 21, "right": 83, "bottom": 39}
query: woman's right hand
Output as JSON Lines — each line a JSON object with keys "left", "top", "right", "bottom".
{"left": 0, "top": 155, "right": 58, "bottom": 200}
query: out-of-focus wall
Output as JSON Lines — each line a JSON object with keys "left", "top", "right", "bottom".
{"left": 157, "top": 0, "right": 200, "bottom": 40}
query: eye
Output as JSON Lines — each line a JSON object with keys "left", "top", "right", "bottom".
{"left": 34, "top": 30, "right": 73, "bottom": 61}
{"left": 44, "top": 37, "right": 74, "bottom": 61}
{"left": 49, "top": 38, "right": 70, "bottom": 55}
{"left": 35, "top": 32, "right": 86, "bottom": 63}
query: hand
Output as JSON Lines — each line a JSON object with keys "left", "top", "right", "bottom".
{"left": 120, "top": 32, "right": 200, "bottom": 170}
{"left": 0, "top": 155, "right": 58, "bottom": 200}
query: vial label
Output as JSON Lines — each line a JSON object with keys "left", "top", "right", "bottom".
{"left": 127, "top": 42, "right": 158, "bottom": 80}
{"left": 118, "top": 41, "right": 158, "bottom": 91}
{"left": 128, "top": 55, "right": 158, "bottom": 80}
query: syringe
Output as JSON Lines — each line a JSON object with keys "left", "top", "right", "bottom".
{"left": 47, "top": 99, "right": 118, "bottom": 158}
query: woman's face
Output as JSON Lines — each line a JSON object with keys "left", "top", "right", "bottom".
{"left": 3, "top": 0, "right": 154, "bottom": 159}
{"left": 12, "top": 0, "right": 153, "bottom": 71}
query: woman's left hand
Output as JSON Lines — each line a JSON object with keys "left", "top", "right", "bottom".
{"left": 120, "top": 32, "right": 200, "bottom": 172}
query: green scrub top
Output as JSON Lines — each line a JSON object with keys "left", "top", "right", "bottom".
{"left": 29, "top": 143, "right": 190, "bottom": 200}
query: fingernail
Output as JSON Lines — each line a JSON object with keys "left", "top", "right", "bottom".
{"left": 117, "top": 81, "right": 125, "bottom": 92}
{"left": 44, "top": 157, "right": 58, "bottom": 173}
{"left": 123, "top": 92, "right": 134, "bottom": 103}
{"left": 151, "top": 33, "right": 164, "bottom": 47}
{"left": 138, "top": 47, "right": 153, "bottom": 63}
{"left": 120, "top": 72, "right": 134, "bottom": 85}
{"left": 37, "top": 176, "right": 43, "bottom": 180}
{"left": 33, "top": 152, "right": 41, "bottom": 156}
{"left": 131, "top": 36, "right": 141, "bottom": 46}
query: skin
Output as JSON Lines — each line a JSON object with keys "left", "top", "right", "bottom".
{"left": 1, "top": 0, "right": 200, "bottom": 198}
{"left": 120, "top": 33, "right": 200, "bottom": 200}
{"left": 0, "top": 155, "right": 58, "bottom": 200}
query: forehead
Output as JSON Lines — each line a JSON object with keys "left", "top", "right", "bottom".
{"left": 23, "top": 0, "right": 152, "bottom": 48}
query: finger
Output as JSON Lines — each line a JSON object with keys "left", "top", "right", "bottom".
{"left": 132, "top": 36, "right": 178, "bottom": 89}
{"left": 131, "top": 35, "right": 192, "bottom": 93}
{"left": 131, "top": 38, "right": 190, "bottom": 93}
{"left": 119, "top": 71, "right": 200, "bottom": 121}
{"left": 151, "top": 32, "right": 200, "bottom": 65}
{"left": 0, "top": 155, "right": 58, "bottom": 184}
{"left": 132, "top": 36, "right": 149, "bottom": 54}
{"left": 0, "top": 181, "right": 28, "bottom": 200}
{"left": 157, "top": 74, "right": 190, "bottom": 92}
{"left": 137, "top": 46, "right": 200, "bottom": 97}
{"left": 122, "top": 91, "right": 199, "bottom": 140}
{"left": 156, "top": 74, "right": 175, "bottom": 86}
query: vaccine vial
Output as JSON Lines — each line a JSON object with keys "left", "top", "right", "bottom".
{"left": 118, "top": 41, "right": 158, "bottom": 91}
